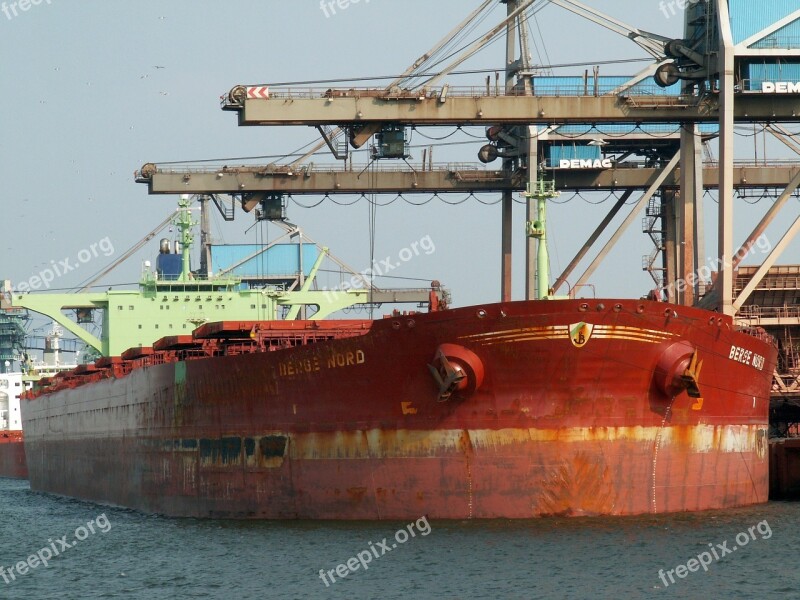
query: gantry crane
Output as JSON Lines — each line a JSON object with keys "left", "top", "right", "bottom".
{"left": 135, "top": 0, "right": 800, "bottom": 423}
{"left": 140, "top": 0, "right": 800, "bottom": 313}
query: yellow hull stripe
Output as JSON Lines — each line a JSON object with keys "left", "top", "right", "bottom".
{"left": 460, "top": 324, "right": 676, "bottom": 346}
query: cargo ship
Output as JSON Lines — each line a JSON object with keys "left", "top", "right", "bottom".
{"left": 0, "top": 325, "right": 79, "bottom": 479}
{"left": 0, "top": 372, "right": 26, "bottom": 479}
{"left": 0, "top": 307, "right": 26, "bottom": 478}
{"left": 6, "top": 0, "right": 781, "bottom": 515}
{"left": 19, "top": 299, "right": 777, "bottom": 518}
{"left": 13, "top": 182, "right": 778, "bottom": 518}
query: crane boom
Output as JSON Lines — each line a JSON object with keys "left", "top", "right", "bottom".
{"left": 76, "top": 212, "right": 174, "bottom": 293}
{"left": 546, "top": 0, "right": 670, "bottom": 59}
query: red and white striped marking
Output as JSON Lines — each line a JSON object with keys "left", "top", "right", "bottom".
{"left": 246, "top": 86, "right": 270, "bottom": 99}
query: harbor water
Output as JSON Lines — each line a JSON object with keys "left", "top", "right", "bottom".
{"left": 1, "top": 478, "right": 798, "bottom": 599}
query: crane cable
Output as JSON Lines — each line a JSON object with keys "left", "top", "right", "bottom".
{"left": 74, "top": 211, "right": 176, "bottom": 293}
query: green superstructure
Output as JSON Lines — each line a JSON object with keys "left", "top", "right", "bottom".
{"left": 3, "top": 197, "right": 441, "bottom": 357}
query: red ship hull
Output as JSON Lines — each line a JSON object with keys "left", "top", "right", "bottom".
{"left": 22, "top": 300, "right": 777, "bottom": 519}
{"left": 0, "top": 431, "right": 28, "bottom": 479}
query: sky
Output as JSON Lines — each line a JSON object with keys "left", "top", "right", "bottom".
{"left": 1, "top": 0, "right": 798, "bottom": 341}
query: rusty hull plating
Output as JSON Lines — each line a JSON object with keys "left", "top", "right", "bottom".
{"left": 0, "top": 431, "right": 28, "bottom": 479}
{"left": 21, "top": 299, "right": 776, "bottom": 519}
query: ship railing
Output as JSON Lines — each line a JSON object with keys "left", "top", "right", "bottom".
{"left": 569, "top": 284, "right": 596, "bottom": 299}
{"left": 742, "top": 329, "right": 776, "bottom": 346}
{"left": 147, "top": 274, "right": 243, "bottom": 283}
{"left": 138, "top": 159, "right": 800, "bottom": 180}
{"left": 175, "top": 349, "right": 208, "bottom": 361}
{"left": 138, "top": 162, "right": 502, "bottom": 177}
{"left": 705, "top": 159, "right": 800, "bottom": 168}
{"left": 738, "top": 76, "right": 800, "bottom": 93}
{"left": 735, "top": 277, "right": 800, "bottom": 291}
{"left": 140, "top": 274, "right": 244, "bottom": 291}
{"left": 739, "top": 305, "right": 800, "bottom": 320}
{"left": 233, "top": 85, "right": 687, "bottom": 100}
{"left": 548, "top": 158, "right": 800, "bottom": 170}
{"left": 214, "top": 342, "right": 260, "bottom": 356}
{"left": 735, "top": 323, "right": 778, "bottom": 347}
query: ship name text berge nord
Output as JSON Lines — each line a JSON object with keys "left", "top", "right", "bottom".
{"left": 276, "top": 350, "right": 366, "bottom": 378}
{"left": 729, "top": 345, "right": 765, "bottom": 370}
